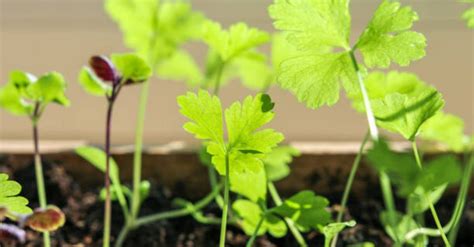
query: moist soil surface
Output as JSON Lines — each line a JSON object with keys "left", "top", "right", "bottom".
{"left": 1, "top": 160, "right": 473, "bottom": 247}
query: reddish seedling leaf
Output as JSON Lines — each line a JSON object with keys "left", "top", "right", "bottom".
{"left": 89, "top": 55, "right": 118, "bottom": 83}
{"left": 25, "top": 206, "right": 65, "bottom": 232}
{"left": 0, "top": 223, "right": 26, "bottom": 244}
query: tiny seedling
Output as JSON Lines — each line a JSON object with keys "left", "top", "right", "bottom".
{"left": 78, "top": 53, "right": 151, "bottom": 247}
{"left": 0, "top": 70, "right": 70, "bottom": 247}
{"left": 0, "top": 173, "right": 65, "bottom": 245}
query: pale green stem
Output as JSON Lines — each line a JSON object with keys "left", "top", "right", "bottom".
{"left": 268, "top": 182, "right": 307, "bottom": 247}
{"left": 331, "top": 132, "right": 370, "bottom": 247}
{"left": 405, "top": 151, "right": 473, "bottom": 242}
{"left": 32, "top": 120, "right": 51, "bottom": 247}
{"left": 219, "top": 153, "right": 230, "bottom": 247}
{"left": 411, "top": 141, "right": 451, "bottom": 247}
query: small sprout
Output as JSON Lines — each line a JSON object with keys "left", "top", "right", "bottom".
{"left": 25, "top": 206, "right": 65, "bottom": 232}
{"left": 0, "top": 223, "right": 26, "bottom": 244}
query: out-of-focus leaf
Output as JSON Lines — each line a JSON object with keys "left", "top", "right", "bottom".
{"left": 25, "top": 206, "right": 65, "bottom": 232}
{"left": 264, "top": 146, "right": 300, "bottom": 181}
{"left": 78, "top": 67, "right": 112, "bottom": 97}
{"left": 420, "top": 112, "right": 466, "bottom": 152}
{"left": 26, "top": 72, "right": 70, "bottom": 106}
{"left": 156, "top": 50, "right": 203, "bottom": 87}
{"left": 111, "top": 53, "right": 152, "bottom": 83}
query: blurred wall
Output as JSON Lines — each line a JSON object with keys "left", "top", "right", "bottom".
{"left": 0, "top": 0, "right": 473, "bottom": 144}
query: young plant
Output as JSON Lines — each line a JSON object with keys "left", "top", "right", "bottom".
{"left": 78, "top": 53, "right": 151, "bottom": 247}
{"left": 0, "top": 173, "right": 65, "bottom": 245}
{"left": 0, "top": 70, "right": 70, "bottom": 247}
{"left": 268, "top": 0, "right": 458, "bottom": 245}
{"left": 105, "top": 0, "right": 204, "bottom": 232}
{"left": 178, "top": 91, "right": 285, "bottom": 246}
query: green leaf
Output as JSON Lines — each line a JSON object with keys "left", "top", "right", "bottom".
{"left": 356, "top": 0, "right": 426, "bottom": 68}
{"left": 461, "top": 0, "right": 474, "bottom": 29}
{"left": 268, "top": 0, "right": 351, "bottom": 51}
{"left": 230, "top": 168, "right": 267, "bottom": 203}
{"left": 202, "top": 21, "right": 270, "bottom": 62}
{"left": 271, "top": 33, "right": 300, "bottom": 73}
{"left": 111, "top": 53, "right": 152, "bottom": 83}
{"left": 75, "top": 146, "right": 128, "bottom": 209}
{"left": 264, "top": 145, "right": 300, "bottom": 181}
{"left": 106, "top": 0, "right": 204, "bottom": 62}
{"left": 156, "top": 50, "right": 203, "bottom": 87}
{"left": 269, "top": 0, "right": 357, "bottom": 109}
{"left": 178, "top": 91, "right": 284, "bottom": 201}
{"left": 0, "top": 173, "right": 32, "bottom": 215}
{"left": 78, "top": 67, "right": 112, "bottom": 96}
{"left": 273, "top": 190, "right": 331, "bottom": 232}
{"left": 0, "top": 83, "right": 33, "bottom": 116}
{"left": 233, "top": 51, "right": 273, "bottom": 91}
{"left": 26, "top": 72, "right": 70, "bottom": 106}
{"left": 420, "top": 112, "right": 466, "bottom": 152}
{"left": 407, "top": 185, "right": 446, "bottom": 215}
{"left": 8, "top": 70, "right": 36, "bottom": 89}
{"left": 320, "top": 220, "right": 356, "bottom": 247}
{"left": 232, "top": 199, "right": 287, "bottom": 238}
{"left": 380, "top": 211, "right": 418, "bottom": 244}
{"left": 367, "top": 139, "right": 462, "bottom": 196}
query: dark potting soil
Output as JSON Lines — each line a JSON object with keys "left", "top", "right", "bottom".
{"left": 1, "top": 161, "right": 473, "bottom": 247}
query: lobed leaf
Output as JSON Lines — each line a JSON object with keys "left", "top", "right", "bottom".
{"left": 232, "top": 199, "right": 287, "bottom": 238}
{"left": 106, "top": 0, "right": 204, "bottom": 62}
{"left": 0, "top": 83, "right": 33, "bottom": 116}
{"left": 0, "top": 174, "right": 32, "bottom": 215}
{"left": 26, "top": 72, "right": 70, "bottom": 106}
{"left": 356, "top": 0, "right": 426, "bottom": 68}
{"left": 264, "top": 145, "right": 300, "bottom": 182}
{"left": 202, "top": 21, "right": 270, "bottom": 62}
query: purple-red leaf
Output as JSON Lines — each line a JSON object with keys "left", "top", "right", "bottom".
{"left": 89, "top": 56, "right": 118, "bottom": 83}
{"left": 25, "top": 206, "right": 65, "bottom": 232}
{"left": 0, "top": 223, "right": 26, "bottom": 244}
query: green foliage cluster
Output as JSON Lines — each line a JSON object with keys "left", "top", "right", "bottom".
{"left": 0, "top": 0, "right": 472, "bottom": 246}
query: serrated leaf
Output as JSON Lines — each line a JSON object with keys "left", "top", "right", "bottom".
{"left": 202, "top": 21, "right": 270, "bottom": 62}
{"left": 106, "top": 0, "right": 204, "bottom": 62}
{"left": 269, "top": 0, "right": 357, "bottom": 109}
{"left": 273, "top": 190, "right": 331, "bottom": 232}
{"left": 356, "top": 0, "right": 426, "bottom": 68}
{"left": 268, "top": 0, "right": 351, "bottom": 51}
{"left": 0, "top": 174, "right": 32, "bottom": 215}
{"left": 372, "top": 88, "right": 444, "bottom": 141}
{"left": 78, "top": 67, "right": 112, "bottom": 97}
{"left": 111, "top": 53, "right": 152, "bottom": 83}
{"left": 264, "top": 146, "right": 300, "bottom": 181}
{"left": 26, "top": 72, "right": 70, "bottom": 106}
{"left": 178, "top": 91, "right": 283, "bottom": 201}
{"left": 25, "top": 206, "right": 65, "bottom": 232}
{"left": 420, "top": 112, "right": 466, "bottom": 152}
{"left": 232, "top": 199, "right": 287, "bottom": 238}
{"left": 156, "top": 49, "right": 203, "bottom": 87}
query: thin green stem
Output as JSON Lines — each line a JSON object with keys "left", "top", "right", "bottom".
{"left": 405, "top": 151, "right": 473, "bottom": 242}
{"left": 208, "top": 165, "right": 224, "bottom": 208}
{"left": 32, "top": 120, "right": 50, "bottom": 247}
{"left": 213, "top": 63, "right": 225, "bottom": 96}
{"left": 349, "top": 49, "right": 399, "bottom": 244}
{"left": 268, "top": 182, "right": 307, "bottom": 247}
{"left": 331, "top": 132, "right": 370, "bottom": 247}
{"left": 246, "top": 216, "right": 265, "bottom": 247}
{"left": 411, "top": 141, "right": 451, "bottom": 247}
{"left": 131, "top": 79, "right": 150, "bottom": 221}
{"left": 219, "top": 153, "right": 230, "bottom": 247}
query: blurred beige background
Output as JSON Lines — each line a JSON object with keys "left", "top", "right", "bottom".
{"left": 0, "top": 0, "right": 473, "bottom": 145}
